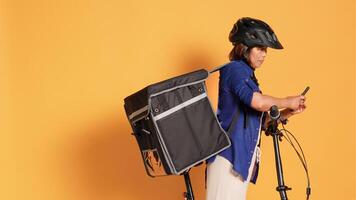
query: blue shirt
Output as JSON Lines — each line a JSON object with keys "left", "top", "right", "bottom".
{"left": 207, "top": 60, "right": 264, "bottom": 183}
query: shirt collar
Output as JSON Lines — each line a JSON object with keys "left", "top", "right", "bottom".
{"left": 240, "top": 59, "right": 259, "bottom": 87}
{"left": 240, "top": 59, "right": 255, "bottom": 75}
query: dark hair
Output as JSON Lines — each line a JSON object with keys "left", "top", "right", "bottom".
{"left": 228, "top": 43, "right": 249, "bottom": 61}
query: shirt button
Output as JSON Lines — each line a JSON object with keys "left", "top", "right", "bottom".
{"left": 256, "top": 128, "right": 259, "bottom": 131}
{"left": 248, "top": 161, "right": 251, "bottom": 164}
{"left": 250, "top": 151, "right": 254, "bottom": 154}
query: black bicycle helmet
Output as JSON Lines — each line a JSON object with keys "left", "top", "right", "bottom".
{"left": 229, "top": 17, "right": 283, "bottom": 49}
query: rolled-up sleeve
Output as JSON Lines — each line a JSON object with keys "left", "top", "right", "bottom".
{"left": 229, "top": 70, "right": 260, "bottom": 107}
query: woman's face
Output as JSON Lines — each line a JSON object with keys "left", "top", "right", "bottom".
{"left": 248, "top": 46, "right": 267, "bottom": 69}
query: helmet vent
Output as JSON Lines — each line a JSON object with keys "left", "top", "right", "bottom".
{"left": 265, "top": 31, "right": 273, "bottom": 42}
{"left": 246, "top": 32, "right": 257, "bottom": 39}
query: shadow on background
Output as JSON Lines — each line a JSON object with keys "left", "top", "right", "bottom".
{"left": 61, "top": 46, "right": 218, "bottom": 200}
{"left": 62, "top": 112, "right": 188, "bottom": 200}
{"left": 175, "top": 45, "right": 218, "bottom": 74}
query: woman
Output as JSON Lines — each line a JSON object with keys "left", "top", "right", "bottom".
{"left": 206, "top": 17, "right": 306, "bottom": 200}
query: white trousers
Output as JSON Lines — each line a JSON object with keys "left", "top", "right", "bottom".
{"left": 206, "top": 155, "right": 249, "bottom": 200}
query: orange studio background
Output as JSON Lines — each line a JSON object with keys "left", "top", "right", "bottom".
{"left": 1, "top": 0, "right": 355, "bottom": 199}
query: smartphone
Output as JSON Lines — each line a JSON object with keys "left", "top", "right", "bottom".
{"left": 301, "top": 86, "right": 310, "bottom": 96}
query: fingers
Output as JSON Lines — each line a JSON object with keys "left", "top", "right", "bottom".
{"left": 288, "top": 95, "right": 307, "bottom": 111}
{"left": 291, "top": 108, "right": 302, "bottom": 115}
{"left": 291, "top": 104, "right": 307, "bottom": 115}
{"left": 300, "top": 100, "right": 305, "bottom": 106}
{"left": 299, "top": 95, "right": 307, "bottom": 106}
{"left": 300, "top": 95, "right": 306, "bottom": 102}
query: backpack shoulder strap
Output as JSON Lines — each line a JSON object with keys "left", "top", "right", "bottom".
{"left": 226, "top": 106, "right": 240, "bottom": 137}
{"left": 209, "top": 62, "right": 240, "bottom": 137}
{"left": 208, "top": 62, "right": 230, "bottom": 74}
